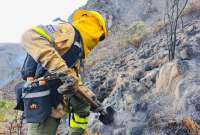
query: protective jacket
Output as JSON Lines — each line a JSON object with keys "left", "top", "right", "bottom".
{"left": 21, "top": 25, "right": 84, "bottom": 110}
{"left": 22, "top": 23, "right": 84, "bottom": 79}
{"left": 21, "top": 25, "right": 83, "bottom": 80}
{"left": 20, "top": 9, "right": 107, "bottom": 135}
{"left": 21, "top": 23, "right": 85, "bottom": 118}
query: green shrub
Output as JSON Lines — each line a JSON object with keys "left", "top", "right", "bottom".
{"left": 0, "top": 99, "right": 15, "bottom": 110}
{"left": 0, "top": 99, "right": 16, "bottom": 121}
{"left": 127, "top": 21, "right": 151, "bottom": 47}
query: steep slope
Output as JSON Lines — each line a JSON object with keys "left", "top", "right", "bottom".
{"left": 0, "top": 44, "right": 25, "bottom": 88}
{"left": 1, "top": 0, "right": 200, "bottom": 134}
{"left": 78, "top": 0, "right": 200, "bottom": 134}
{"left": 84, "top": 20, "right": 200, "bottom": 135}
{"left": 84, "top": 0, "right": 165, "bottom": 29}
{"left": 57, "top": 1, "right": 200, "bottom": 134}
{"left": 83, "top": 0, "right": 195, "bottom": 32}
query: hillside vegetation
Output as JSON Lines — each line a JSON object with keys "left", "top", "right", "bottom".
{"left": 1, "top": 0, "right": 200, "bottom": 135}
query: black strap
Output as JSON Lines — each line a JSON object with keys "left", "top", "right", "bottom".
{"left": 73, "top": 27, "right": 85, "bottom": 75}
{"left": 62, "top": 27, "right": 85, "bottom": 73}
{"left": 73, "top": 27, "right": 85, "bottom": 59}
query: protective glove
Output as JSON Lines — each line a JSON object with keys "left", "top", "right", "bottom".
{"left": 23, "top": 76, "right": 46, "bottom": 89}
{"left": 23, "top": 77, "right": 34, "bottom": 88}
{"left": 23, "top": 80, "right": 39, "bottom": 90}
{"left": 57, "top": 74, "right": 79, "bottom": 94}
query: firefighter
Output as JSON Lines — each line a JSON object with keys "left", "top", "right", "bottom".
{"left": 21, "top": 9, "right": 108, "bottom": 135}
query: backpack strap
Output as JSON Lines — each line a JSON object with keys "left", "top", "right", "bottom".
{"left": 61, "top": 28, "right": 83, "bottom": 69}
{"left": 32, "top": 24, "right": 84, "bottom": 74}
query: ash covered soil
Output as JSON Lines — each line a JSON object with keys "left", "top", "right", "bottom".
{"left": 0, "top": 0, "right": 200, "bottom": 135}
{"left": 74, "top": 0, "right": 200, "bottom": 134}
{"left": 82, "top": 20, "right": 200, "bottom": 135}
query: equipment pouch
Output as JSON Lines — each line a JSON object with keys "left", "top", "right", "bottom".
{"left": 14, "top": 81, "right": 25, "bottom": 111}
{"left": 22, "top": 84, "right": 51, "bottom": 123}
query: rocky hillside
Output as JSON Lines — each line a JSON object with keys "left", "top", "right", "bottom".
{"left": 1, "top": 0, "right": 200, "bottom": 134}
{"left": 79, "top": 0, "right": 200, "bottom": 135}
{"left": 0, "top": 43, "right": 25, "bottom": 99}
{"left": 0, "top": 44, "right": 25, "bottom": 87}
{"left": 83, "top": 20, "right": 200, "bottom": 135}
{"left": 84, "top": 0, "right": 166, "bottom": 28}
{"left": 0, "top": 44, "right": 25, "bottom": 134}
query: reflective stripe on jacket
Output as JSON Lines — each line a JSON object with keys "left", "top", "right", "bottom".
{"left": 22, "top": 23, "right": 82, "bottom": 77}
{"left": 32, "top": 24, "right": 83, "bottom": 68}
{"left": 21, "top": 24, "right": 83, "bottom": 80}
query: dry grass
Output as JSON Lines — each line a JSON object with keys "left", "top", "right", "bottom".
{"left": 84, "top": 21, "right": 152, "bottom": 70}
{"left": 0, "top": 99, "right": 16, "bottom": 121}
{"left": 127, "top": 21, "right": 151, "bottom": 48}
{"left": 152, "top": 20, "right": 169, "bottom": 34}
{"left": 84, "top": 32, "right": 131, "bottom": 70}
{"left": 182, "top": 117, "right": 200, "bottom": 135}
{"left": 0, "top": 99, "right": 19, "bottom": 134}
{"left": 83, "top": 130, "right": 102, "bottom": 135}
{"left": 183, "top": 0, "right": 200, "bottom": 15}
{"left": 151, "top": 0, "right": 200, "bottom": 35}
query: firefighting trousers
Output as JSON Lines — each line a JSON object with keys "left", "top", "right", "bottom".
{"left": 27, "top": 95, "right": 90, "bottom": 135}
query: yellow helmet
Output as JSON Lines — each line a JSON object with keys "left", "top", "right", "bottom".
{"left": 72, "top": 9, "right": 108, "bottom": 38}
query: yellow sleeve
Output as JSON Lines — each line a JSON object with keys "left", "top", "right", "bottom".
{"left": 21, "top": 29, "right": 77, "bottom": 77}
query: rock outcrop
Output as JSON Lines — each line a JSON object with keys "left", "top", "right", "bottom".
{"left": 1, "top": 0, "right": 200, "bottom": 135}
{"left": 58, "top": 1, "right": 200, "bottom": 134}
{"left": 83, "top": 19, "right": 200, "bottom": 135}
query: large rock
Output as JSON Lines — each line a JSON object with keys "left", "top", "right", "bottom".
{"left": 1, "top": 0, "right": 200, "bottom": 134}
{"left": 81, "top": 20, "right": 200, "bottom": 135}
{"left": 156, "top": 62, "right": 184, "bottom": 96}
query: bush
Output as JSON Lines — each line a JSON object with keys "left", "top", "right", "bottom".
{"left": 127, "top": 21, "right": 151, "bottom": 47}
{"left": 0, "top": 100, "right": 15, "bottom": 110}
{"left": 152, "top": 20, "right": 168, "bottom": 34}
{"left": 0, "top": 99, "right": 16, "bottom": 121}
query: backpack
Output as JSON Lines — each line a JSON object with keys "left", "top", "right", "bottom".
{"left": 15, "top": 24, "right": 84, "bottom": 123}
